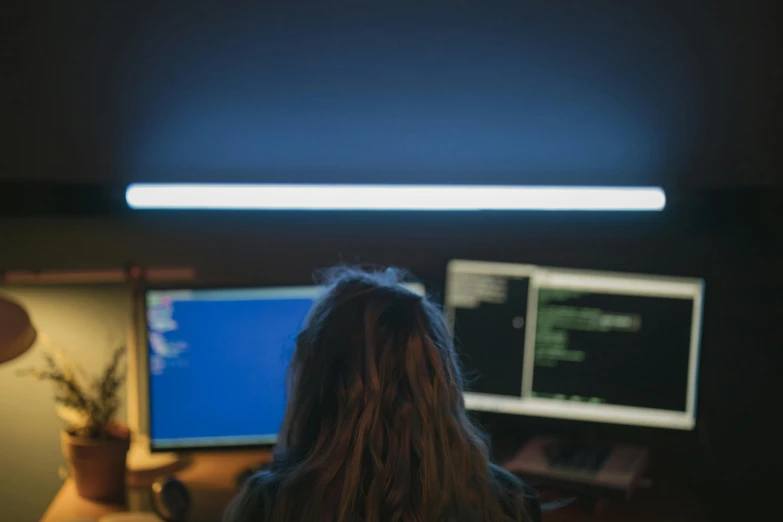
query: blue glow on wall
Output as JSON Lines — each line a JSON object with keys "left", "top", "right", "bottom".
{"left": 112, "top": 3, "right": 696, "bottom": 184}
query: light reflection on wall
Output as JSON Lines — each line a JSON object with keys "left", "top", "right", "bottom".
{"left": 115, "top": 3, "right": 694, "bottom": 184}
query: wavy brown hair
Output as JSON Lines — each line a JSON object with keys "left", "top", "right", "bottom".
{"left": 266, "top": 267, "right": 531, "bottom": 522}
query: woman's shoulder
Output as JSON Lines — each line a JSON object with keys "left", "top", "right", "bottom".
{"left": 490, "top": 463, "right": 541, "bottom": 522}
{"left": 490, "top": 463, "right": 535, "bottom": 492}
{"left": 223, "top": 470, "right": 280, "bottom": 522}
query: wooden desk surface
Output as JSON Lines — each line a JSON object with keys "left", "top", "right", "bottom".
{"left": 42, "top": 451, "right": 703, "bottom": 522}
{"left": 41, "top": 451, "right": 271, "bottom": 522}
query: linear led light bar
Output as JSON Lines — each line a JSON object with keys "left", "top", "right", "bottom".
{"left": 125, "top": 184, "right": 666, "bottom": 211}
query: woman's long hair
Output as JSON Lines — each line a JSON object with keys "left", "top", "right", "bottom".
{"left": 268, "top": 267, "right": 529, "bottom": 522}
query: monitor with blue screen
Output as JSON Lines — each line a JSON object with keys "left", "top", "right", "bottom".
{"left": 145, "top": 282, "right": 425, "bottom": 451}
{"left": 145, "top": 285, "right": 321, "bottom": 450}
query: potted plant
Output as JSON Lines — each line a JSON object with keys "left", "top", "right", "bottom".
{"left": 19, "top": 345, "right": 130, "bottom": 502}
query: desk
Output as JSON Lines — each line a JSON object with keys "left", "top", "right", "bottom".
{"left": 42, "top": 451, "right": 271, "bottom": 522}
{"left": 42, "top": 451, "right": 704, "bottom": 522}
{"left": 536, "top": 482, "right": 705, "bottom": 522}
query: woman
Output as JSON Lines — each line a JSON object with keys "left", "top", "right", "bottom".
{"left": 225, "top": 267, "right": 540, "bottom": 522}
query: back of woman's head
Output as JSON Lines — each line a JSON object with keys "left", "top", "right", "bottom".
{"left": 270, "top": 267, "right": 529, "bottom": 522}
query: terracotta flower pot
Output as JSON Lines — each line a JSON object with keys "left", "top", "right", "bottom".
{"left": 61, "top": 425, "right": 131, "bottom": 502}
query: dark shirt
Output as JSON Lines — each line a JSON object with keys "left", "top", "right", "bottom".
{"left": 491, "top": 464, "right": 542, "bottom": 522}
{"left": 224, "top": 463, "right": 541, "bottom": 522}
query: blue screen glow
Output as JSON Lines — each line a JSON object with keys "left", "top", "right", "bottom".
{"left": 146, "top": 287, "right": 319, "bottom": 450}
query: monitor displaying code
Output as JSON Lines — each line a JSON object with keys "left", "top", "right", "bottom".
{"left": 531, "top": 289, "right": 693, "bottom": 412}
{"left": 449, "top": 273, "right": 530, "bottom": 398}
{"left": 145, "top": 287, "right": 319, "bottom": 450}
{"left": 445, "top": 260, "right": 703, "bottom": 429}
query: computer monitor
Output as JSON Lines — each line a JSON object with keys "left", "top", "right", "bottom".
{"left": 144, "top": 281, "right": 426, "bottom": 451}
{"left": 445, "top": 260, "right": 704, "bottom": 430}
{"left": 144, "top": 285, "right": 319, "bottom": 450}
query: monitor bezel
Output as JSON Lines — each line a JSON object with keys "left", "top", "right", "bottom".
{"left": 445, "top": 260, "right": 705, "bottom": 431}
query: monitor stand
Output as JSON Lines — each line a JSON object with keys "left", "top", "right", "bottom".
{"left": 126, "top": 436, "right": 188, "bottom": 488}
{"left": 504, "top": 436, "right": 649, "bottom": 502}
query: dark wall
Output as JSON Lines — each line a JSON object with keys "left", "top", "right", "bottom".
{"left": 3, "top": 0, "right": 781, "bottom": 187}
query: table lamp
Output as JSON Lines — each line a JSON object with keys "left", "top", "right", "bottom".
{"left": 0, "top": 296, "right": 36, "bottom": 364}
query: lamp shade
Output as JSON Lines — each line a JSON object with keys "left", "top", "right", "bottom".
{"left": 0, "top": 296, "right": 37, "bottom": 364}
